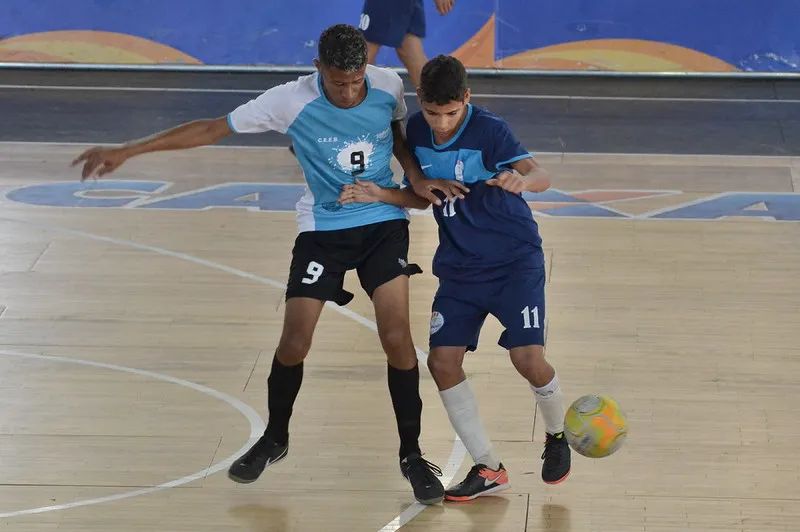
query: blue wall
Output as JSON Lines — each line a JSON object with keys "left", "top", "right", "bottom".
{"left": 495, "top": 0, "right": 800, "bottom": 71}
{"left": 1, "top": 0, "right": 798, "bottom": 71}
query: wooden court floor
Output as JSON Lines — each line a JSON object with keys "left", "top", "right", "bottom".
{"left": 1, "top": 142, "right": 799, "bottom": 531}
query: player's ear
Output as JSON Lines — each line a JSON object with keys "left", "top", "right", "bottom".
{"left": 313, "top": 58, "right": 321, "bottom": 72}
{"left": 416, "top": 88, "right": 424, "bottom": 104}
{"left": 463, "top": 88, "right": 471, "bottom": 105}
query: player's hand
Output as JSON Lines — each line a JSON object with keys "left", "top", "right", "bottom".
{"left": 339, "top": 179, "right": 383, "bottom": 204}
{"left": 72, "top": 147, "right": 130, "bottom": 181}
{"left": 434, "top": 0, "right": 455, "bottom": 15}
{"left": 411, "top": 179, "right": 469, "bottom": 206}
{"left": 486, "top": 170, "right": 527, "bottom": 194}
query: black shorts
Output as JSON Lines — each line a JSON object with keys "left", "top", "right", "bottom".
{"left": 286, "top": 219, "right": 422, "bottom": 306}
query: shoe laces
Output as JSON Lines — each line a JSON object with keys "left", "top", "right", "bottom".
{"left": 463, "top": 464, "right": 485, "bottom": 483}
{"left": 409, "top": 455, "right": 443, "bottom": 480}
{"left": 541, "top": 432, "right": 566, "bottom": 461}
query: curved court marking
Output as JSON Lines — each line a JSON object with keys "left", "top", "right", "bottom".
{"left": 0, "top": 217, "right": 466, "bottom": 529}
{"left": 0, "top": 348, "right": 266, "bottom": 518}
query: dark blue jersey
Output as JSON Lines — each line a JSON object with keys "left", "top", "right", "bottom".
{"left": 406, "top": 105, "right": 544, "bottom": 281}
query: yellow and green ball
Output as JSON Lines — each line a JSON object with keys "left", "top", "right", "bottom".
{"left": 564, "top": 394, "right": 628, "bottom": 458}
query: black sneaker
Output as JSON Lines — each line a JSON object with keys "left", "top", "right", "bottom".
{"left": 445, "top": 463, "right": 509, "bottom": 502}
{"left": 227, "top": 435, "right": 288, "bottom": 484}
{"left": 400, "top": 453, "right": 444, "bottom": 504}
{"left": 541, "top": 432, "right": 571, "bottom": 484}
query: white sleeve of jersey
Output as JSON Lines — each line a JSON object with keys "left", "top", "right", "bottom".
{"left": 392, "top": 72, "right": 408, "bottom": 120}
{"left": 391, "top": 71, "right": 408, "bottom": 121}
{"left": 227, "top": 81, "right": 298, "bottom": 134}
{"left": 367, "top": 65, "right": 407, "bottom": 122}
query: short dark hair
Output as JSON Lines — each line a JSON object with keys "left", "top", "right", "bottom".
{"left": 420, "top": 55, "right": 468, "bottom": 105}
{"left": 318, "top": 24, "right": 367, "bottom": 71}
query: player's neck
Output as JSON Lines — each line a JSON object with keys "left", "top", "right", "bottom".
{"left": 433, "top": 105, "right": 469, "bottom": 145}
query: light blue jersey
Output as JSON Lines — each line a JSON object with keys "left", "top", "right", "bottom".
{"left": 228, "top": 65, "right": 408, "bottom": 232}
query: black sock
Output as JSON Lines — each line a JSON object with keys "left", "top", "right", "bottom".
{"left": 387, "top": 363, "right": 423, "bottom": 459}
{"left": 264, "top": 354, "right": 303, "bottom": 445}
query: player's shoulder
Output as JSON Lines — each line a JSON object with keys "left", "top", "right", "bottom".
{"left": 469, "top": 105, "right": 512, "bottom": 133}
{"left": 240, "top": 73, "right": 323, "bottom": 130}
{"left": 264, "top": 73, "right": 321, "bottom": 102}
{"left": 366, "top": 64, "right": 404, "bottom": 96}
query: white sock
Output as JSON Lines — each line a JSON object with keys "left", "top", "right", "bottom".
{"left": 532, "top": 374, "right": 566, "bottom": 435}
{"left": 440, "top": 379, "right": 501, "bottom": 470}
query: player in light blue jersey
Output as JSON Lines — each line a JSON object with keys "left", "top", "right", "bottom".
{"left": 72, "top": 26, "right": 469, "bottom": 505}
{"left": 339, "top": 55, "right": 571, "bottom": 501}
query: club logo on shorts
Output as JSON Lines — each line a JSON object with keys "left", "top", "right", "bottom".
{"left": 398, "top": 257, "right": 408, "bottom": 268}
{"left": 359, "top": 13, "right": 370, "bottom": 30}
{"left": 430, "top": 311, "right": 445, "bottom": 335}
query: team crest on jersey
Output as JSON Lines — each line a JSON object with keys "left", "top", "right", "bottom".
{"left": 454, "top": 160, "right": 465, "bottom": 182}
{"left": 430, "top": 312, "right": 445, "bottom": 335}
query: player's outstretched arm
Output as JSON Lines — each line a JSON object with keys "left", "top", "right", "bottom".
{"left": 487, "top": 157, "right": 552, "bottom": 194}
{"left": 514, "top": 157, "right": 552, "bottom": 192}
{"left": 72, "top": 116, "right": 233, "bottom": 181}
{"left": 339, "top": 180, "right": 430, "bottom": 209}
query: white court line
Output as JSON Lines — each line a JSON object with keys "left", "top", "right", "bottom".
{"left": 377, "top": 434, "right": 465, "bottom": 532}
{"left": 1, "top": 83, "right": 798, "bottom": 104}
{"left": 0, "top": 216, "right": 466, "bottom": 529}
{"left": 0, "top": 348, "right": 266, "bottom": 518}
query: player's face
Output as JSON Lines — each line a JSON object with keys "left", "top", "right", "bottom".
{"left": 418, "top": 89, "right": 471, "bottom": 141}
{"left": 315, "top": 61, "right": 368, "bottom": 109}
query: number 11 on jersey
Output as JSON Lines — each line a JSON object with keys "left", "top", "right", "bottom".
{"left": 442, "top": 197, "right": 457, "bottom": 217}
{"left": 522, "top": 305, "right": 540, "bottom": 329}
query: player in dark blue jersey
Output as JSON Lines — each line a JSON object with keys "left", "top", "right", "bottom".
{"left": 339, "top": 55, "right": 571, "bottom": 501}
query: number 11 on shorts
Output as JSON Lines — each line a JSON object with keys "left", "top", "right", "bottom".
{"left": 521, "top": 305, "right": 540, "bottom": 329}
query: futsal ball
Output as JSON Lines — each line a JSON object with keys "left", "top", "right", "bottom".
{"left": 564, "top": 394, "right": 628, "bottom": 458}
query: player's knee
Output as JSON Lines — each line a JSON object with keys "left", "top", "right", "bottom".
{"left": 427, "top": 352, "right": 458, "bottom": 379}
{"left": 510, "top": 345, "right": 544, "bottom": 362}
{"left": 276, "top": 336, "right": 312, "bottom": 365}
{"left": 510, "top": 346, "right": 552, "bottom": 382}
{"left": 378, "top": 326, "right": 412, "bottom": 354}
{"left": 396, "top": 36, "right": 423, "bottom": 61}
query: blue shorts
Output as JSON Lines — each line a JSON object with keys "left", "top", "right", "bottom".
{"left": 359, "top": 0, "right": 426, "bottom": 48}
{"left": 429, "top": 268, "right": 546, "bottom": 352}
